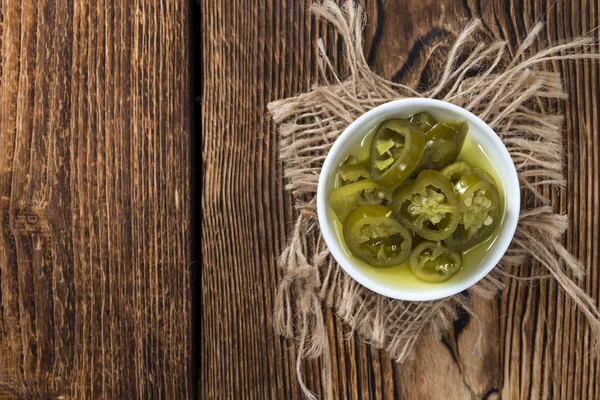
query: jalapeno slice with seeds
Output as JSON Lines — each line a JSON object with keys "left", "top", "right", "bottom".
{"left": 391, "top": 170, "right": 460, "bottom": 241}
{"left": 369, "top": 120, "right": 426, "bottom": 189}
{"left": 343, "top": 205, "right": 412, "bottom": 267}
{"left": 409, "top": 241, "right": 462, "bottom": 282}
{"left": 441, "top": 161, "right": 502, "bottom": 252}
{"left": 330, "top": 179, "right": 392, "bottom": 222}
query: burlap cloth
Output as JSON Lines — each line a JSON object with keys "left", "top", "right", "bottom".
{"left": 267, "top": 1, "right": 600, "bottom": 398}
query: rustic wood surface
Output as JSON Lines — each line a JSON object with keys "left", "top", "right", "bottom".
{"left": 0, "top": 0, "right": 191, "bottom": 398}
{"left": 202, "top": 0, "right": 600, "bottom": 399}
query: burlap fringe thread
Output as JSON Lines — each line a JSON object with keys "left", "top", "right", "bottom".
{"left": 268, "top": 2, "right": 600, "bottom": 398}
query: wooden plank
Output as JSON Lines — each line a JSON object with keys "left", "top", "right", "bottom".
{"left": 201, "top": 0, "right": 600, "bottom": 398}
{"left": 0, "top": 0, "right": 191, "bottom": 398}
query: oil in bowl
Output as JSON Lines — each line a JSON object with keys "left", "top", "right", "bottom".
{"left": 328, "top": 111, "right": 506, "bottom": 289}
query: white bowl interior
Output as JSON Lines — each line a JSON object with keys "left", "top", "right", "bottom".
{"left": 317, "top": 98, "right": 520, "bottom": 301}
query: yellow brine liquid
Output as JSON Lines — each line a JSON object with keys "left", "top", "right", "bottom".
{"left": 331, "top": 128, "right": 505, "bottom": 289}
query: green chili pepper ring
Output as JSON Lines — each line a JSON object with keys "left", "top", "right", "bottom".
{"left": 391, "top": 170, "right": 460, "bottom": 241}
{"left": 444, "top": 164, "right": 502, "bottom": 252}
{"left": 409, "top": 111, "right": 438, "bottom": 132}
{"left": 411, "top": 120, "right": 468, "bottom": 177}
{"left": 330, "top": 179, "right": 392, "bottom": 222}
{"left": 343, "top": 205, "right": 413, "bottom": 267}
{"left": 369, "top": 120, "right": 426, "bottom": 189}
{"left": 409, "top": 241, "right": 462, "bottom": 282}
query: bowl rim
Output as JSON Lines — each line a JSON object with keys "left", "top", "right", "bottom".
{"left": 316, "top": 98, "right": 520, "bottom": 301}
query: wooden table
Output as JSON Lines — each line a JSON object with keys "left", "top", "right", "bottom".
{"left": 203, "top": 0, "right": 600, "bottom": 399}
{"left": 0, "top": 1, "right": 192, "bottom": 398}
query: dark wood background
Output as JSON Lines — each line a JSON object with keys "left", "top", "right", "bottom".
{"left": 0, "top": 0, "right": 192, "bottom": 398}
{"left": 202, "top": 0, "right": 599, "bottom": 399}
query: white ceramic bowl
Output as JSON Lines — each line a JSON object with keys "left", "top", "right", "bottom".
{"left": 317, "top": 98, "right": 520, "bottom": 301}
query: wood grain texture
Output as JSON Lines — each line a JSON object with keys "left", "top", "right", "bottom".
{"left": 201, "top": 0, "right": 600, "bottom": 398}
{"left": 0, "top": 0, "right": 191, "bottom": 398}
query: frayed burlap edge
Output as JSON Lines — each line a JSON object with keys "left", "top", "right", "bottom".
{"left": 268, "top": 2, "right": 600, "bottom": 398}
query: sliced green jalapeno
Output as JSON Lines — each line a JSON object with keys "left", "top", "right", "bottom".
{"left": 338, "top": 164, "right": 370, "bottom": 184}
{"left": 440, "top": 161, "right": 473, "bottom": 186}
{"left": 369, "top": 120, "right": 426, "bottom": 189}
{"left": 409, "top": 241, "right": 462, "bottom": 282}
{"left": 411, "top": 120, "right": 468, "bottom": 176}
{"left": 343, "top": 205, "right": 412, "bottom": 266}
{"left": 409, "top": 111, "right": 438, "bottom": 132}
{"left": 441, "top": 161, "right": 502, "bottom": 252}
{"left": 330, "top": 179, "right": 392, "bottom": 222}
{"left": 391, "top": 170, "right": 460, "bottom": 241}
{"left": 338, "top": 155, "right": 370, "bottom": 185}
